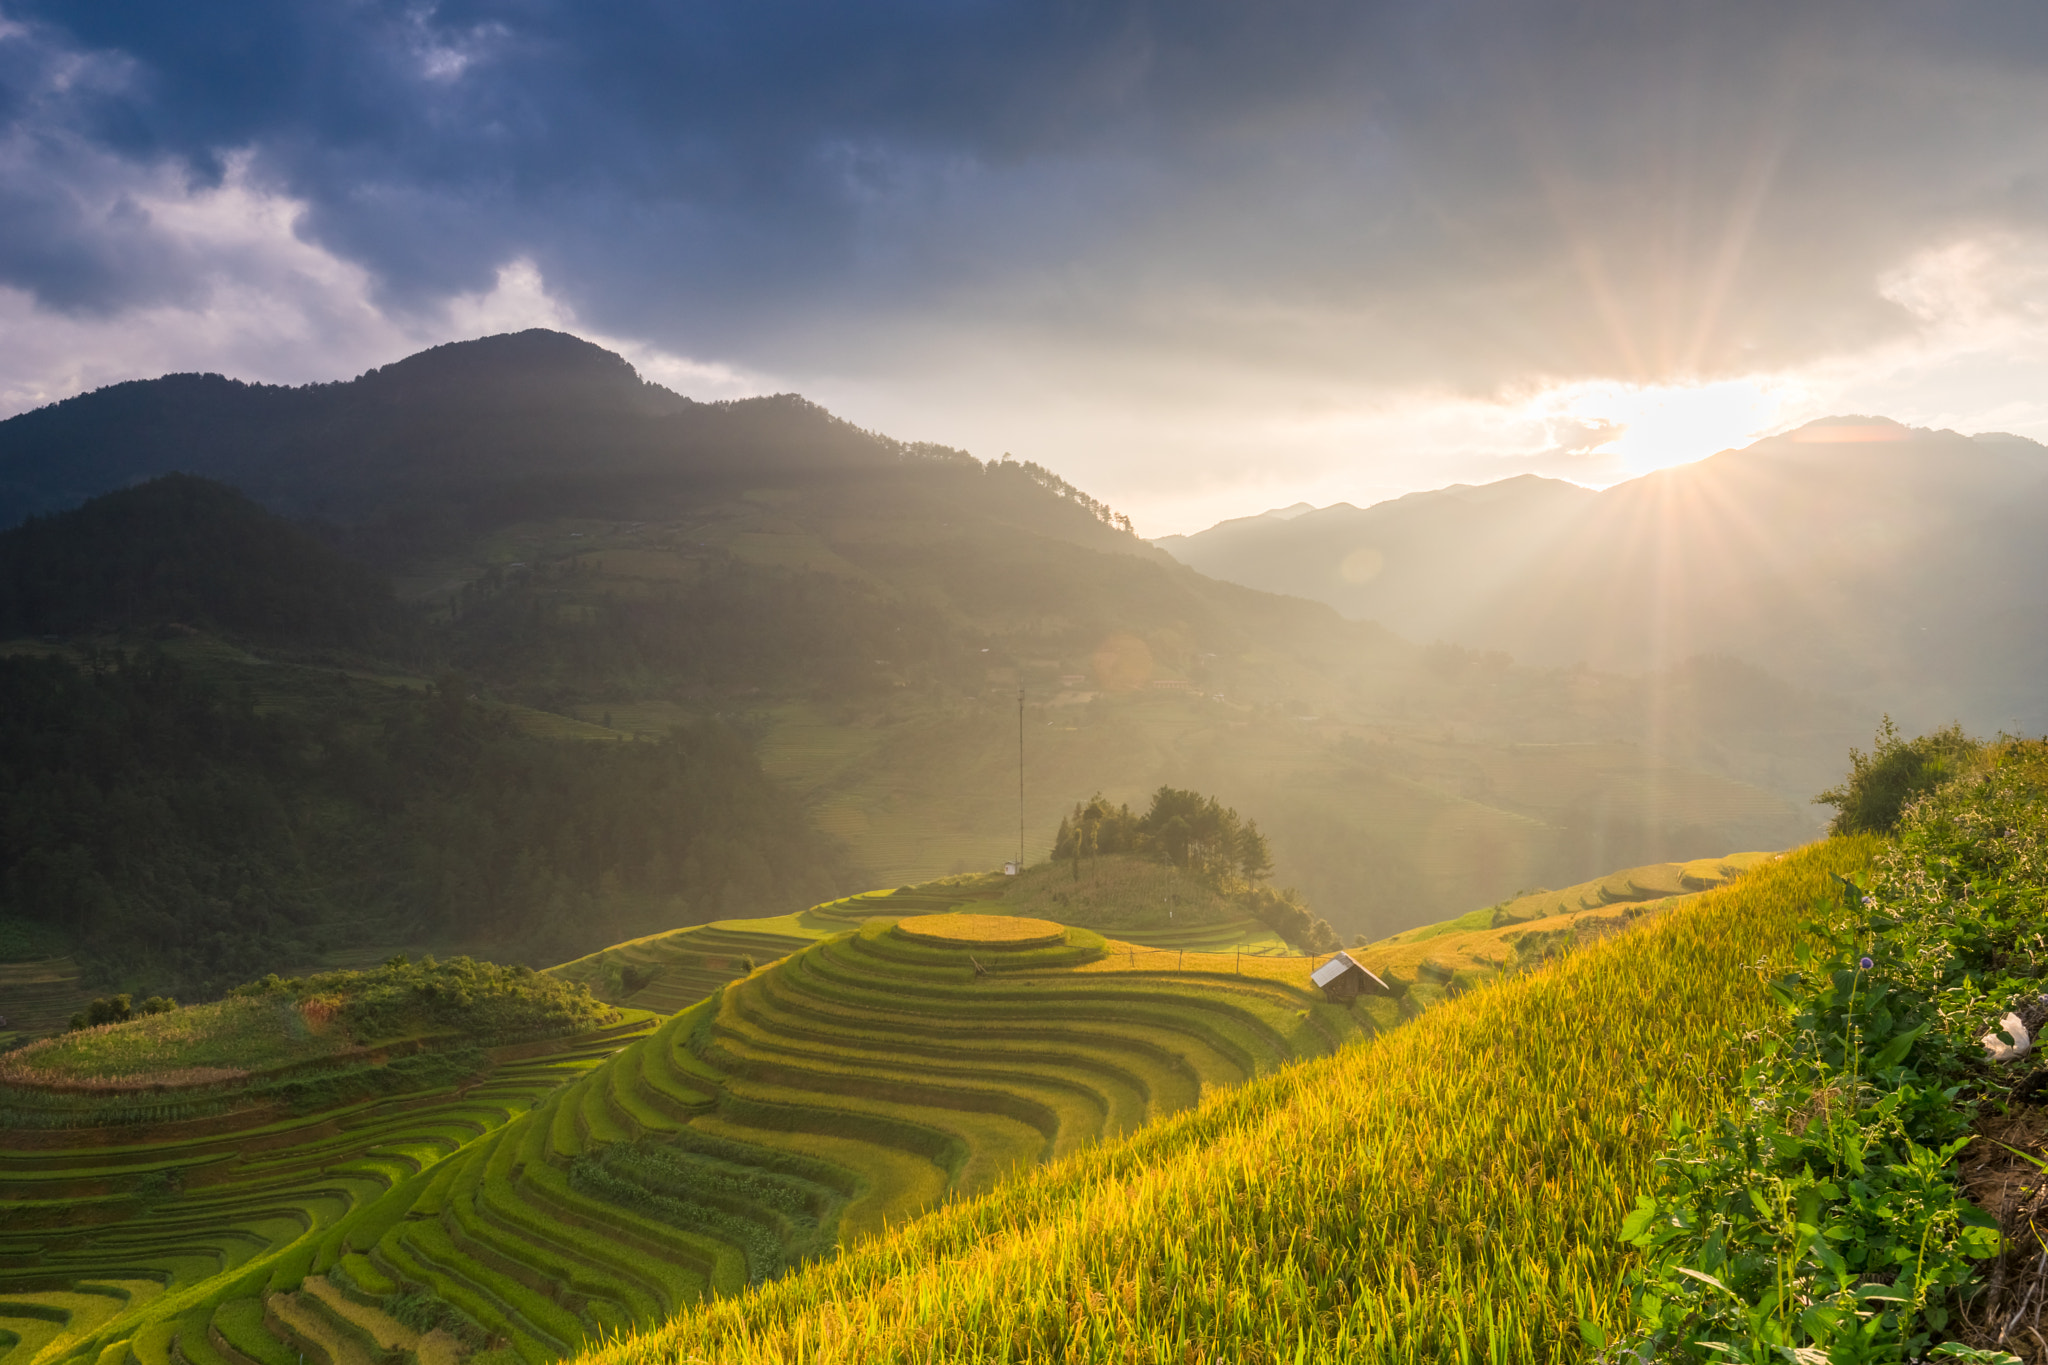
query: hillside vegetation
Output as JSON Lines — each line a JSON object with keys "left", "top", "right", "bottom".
{"left": 2, "top": 957, "right": 613, "bottom": 1088}
{"left": 0, "top": 475, "right": 416, "bottom": 657}
{"left": 569, "top": 837, "right": 1875, "bottom": 1365}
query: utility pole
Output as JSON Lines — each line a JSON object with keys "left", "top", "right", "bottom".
{"left": 1017, "top": 687, "right": 1026, "bottom": 872}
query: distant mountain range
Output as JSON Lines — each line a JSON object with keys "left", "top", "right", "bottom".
{"left": 1157, "top": 418, "right": 2048, "bottom": 735}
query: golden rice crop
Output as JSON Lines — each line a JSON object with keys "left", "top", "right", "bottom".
{"left": 896, "top": 913, "right": 1067, "bottom": 945}
{"left": 579, "top": 836, "right": 1879, "bottom": 1365}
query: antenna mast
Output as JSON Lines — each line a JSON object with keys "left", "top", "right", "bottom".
{"left": 1017, "top": 687, "right": 1025, "bottom": 872}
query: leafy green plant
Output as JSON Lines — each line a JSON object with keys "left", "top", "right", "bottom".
{"left": 1815, "top": 717, "right": 1983, "bottom": 836}
{"left": 1618, "top": 916, "right": 2000, "bottom": 1363}
{"left": 1618, "top": 742, "right": 2048, "bottom": 1364}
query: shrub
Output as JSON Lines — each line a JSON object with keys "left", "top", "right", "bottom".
{"left": 229, "top": 954, "right": 613, "bottom": 1043}
{"left": 69, "top": 995, "right": 135, "bottom": 1030}
{"left": 1815, "top": 717, "right": 1983, "bottom": 835}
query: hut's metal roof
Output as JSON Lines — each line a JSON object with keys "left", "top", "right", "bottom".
{"left": 1311, "top": 952, "right": 1391, "bottom": 994}
{"left": 1311, "top": 953, "right": 1360, "bottom": 988}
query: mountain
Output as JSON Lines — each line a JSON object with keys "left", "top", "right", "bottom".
{"left": 0, "top": 333, "right": 1857, "bottom": 979}
{"left": 1153, "top": 474, "right": 1595, "bottom": 640}
{"left": 0, "top": 330, "right": 923, "bottom": 528}
{"left": 1157, "top": 419, "right": 2048, "bottom": 734}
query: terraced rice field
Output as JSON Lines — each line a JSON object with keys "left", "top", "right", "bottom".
{"left": 552, "top": 872, "right": 1297, "bottom": 1017}
{"left": 6, "top": 887, "right": 1359, "bottom": 1365}
{"left": 303, "top": 917, "right": 1364, "bottom": 1364}
{"left": 0, "top": 1020, "right": 652, "bottom": 1365}
{"left": 1353, "top": 850, "right": 1776, "bottom": 1007}
{"left": 574, "top": 836, "right": 1879, "bottom": 1365}
{"left": 547, "top": 919, "right": 826, "bottom": 1012}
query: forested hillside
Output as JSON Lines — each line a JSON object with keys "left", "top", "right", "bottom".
{"left": 0, "top": 649, "right": 844, "bottom": 993}
{"left": 0, "top": 475, "right": 414, "bottom": 655}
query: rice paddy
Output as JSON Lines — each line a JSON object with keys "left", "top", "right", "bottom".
{"left": 0, "top": 1017, "right": 654, "bottom": 1365}
{"left": 1350, "top": 851, "right": 1775, "bottom": 1009}
{"left": 3, "top": 904, "right": 1365, "bottom": 1365}
{"left": 4, "top": 841, "right": 1867, "bottom": 1365}
{"left": 570, "top": 836, "right": 1877, "bottom": 1365}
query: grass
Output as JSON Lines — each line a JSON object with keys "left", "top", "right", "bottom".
{"left": 0, "top": 996, "right": 342, "bottom": 1086}
{"left": 567, "top": 834, "right": 1877, "bottom": 1365}
{"left": 1350, "top": 850, "right": 1778, "bottom": 1010}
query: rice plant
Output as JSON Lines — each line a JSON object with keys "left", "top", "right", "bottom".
{"left": 577, "top": 837, "right": 1877, "bottom": 1365}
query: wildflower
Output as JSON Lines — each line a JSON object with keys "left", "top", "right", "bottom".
{"left": 1858, "top": 956, "right": 1874, "bottom": 970}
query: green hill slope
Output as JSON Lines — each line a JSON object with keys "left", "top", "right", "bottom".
{"left": 2, "top": 913, "right": 1365, "bottom": 1365}
{"left": 0, "top": 475, "right": 415, "bottom": 657}
{"left": 571, "top": 835, "right": 1876, "bottom": 1365}
{"left": 0, "top": 643, "right": 846, "bottom": 1000}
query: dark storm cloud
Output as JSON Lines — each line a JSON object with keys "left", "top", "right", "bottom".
{"left": 5, "top": 0, "right": 2048, "bottom": 390}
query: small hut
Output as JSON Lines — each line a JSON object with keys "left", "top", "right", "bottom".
{"left": 1311, "top": 952, "right": 1391, "bottom": 1003}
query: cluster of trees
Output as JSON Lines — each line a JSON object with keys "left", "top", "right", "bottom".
{"left": 1051, "top": 787, "right": 1337, "bottom": 953}
{"left": 988, "top": 456, "right": 1138, "bottom": 535}
{"left": 0, "top": 650, "right": 847, "bottom": 994}
{"left": 1053, "top": 787, "right": 1273, "bottom": 883}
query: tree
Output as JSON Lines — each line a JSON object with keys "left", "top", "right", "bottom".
{"left": 1238, "top": 820, "right": 1273, "bottom": 881}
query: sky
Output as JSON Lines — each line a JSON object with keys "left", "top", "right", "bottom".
{"left": 4, "top": 2, "right": 2048, "bottom": 535}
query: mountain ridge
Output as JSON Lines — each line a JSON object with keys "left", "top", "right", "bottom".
{"left": 1157, "top": 419, "right": 2048, "bottom": 732}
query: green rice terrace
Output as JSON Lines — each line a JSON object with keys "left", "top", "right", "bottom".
{"left": 551, "top": 857, "right": 1295, "bottom": 1015}
{"left": 0, "top": 903, "right": 1364, "bottom": 1365}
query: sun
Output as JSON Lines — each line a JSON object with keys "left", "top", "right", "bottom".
{"left": 1540, "top": 374, "right": 1803, "bottom": 482}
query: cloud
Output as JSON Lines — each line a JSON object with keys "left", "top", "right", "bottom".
{"left": 4, "top": 0, "right": 2048, "bottom": 528}
{"left": 0, "top": 149, "right": 765, "bottom": 416}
